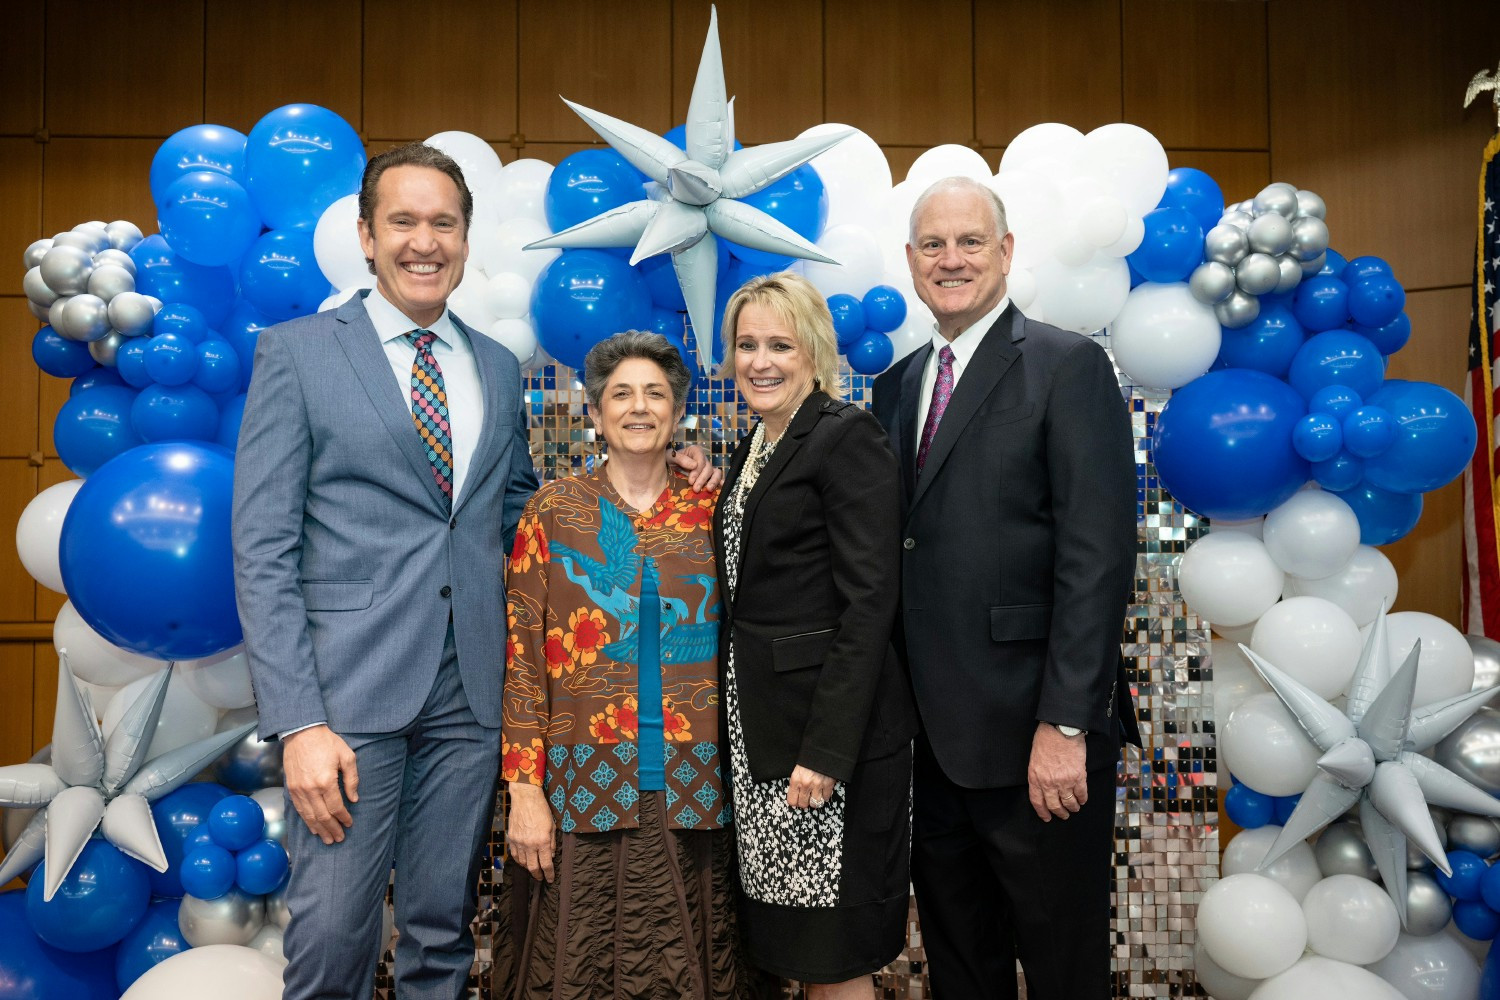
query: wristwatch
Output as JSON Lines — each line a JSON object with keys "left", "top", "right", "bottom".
{"left": 1052, "top": 723, "right": 1085, "bottom": 738}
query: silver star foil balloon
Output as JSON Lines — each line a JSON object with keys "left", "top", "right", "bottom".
{"left": 524, "top": 5, "right": 850, "bottom": 370}
{"left": 0, "top": 652, "right": 254, "bottom": 899}
{"left": 1241, "top": 606, "right": 1500, "bottom": 929}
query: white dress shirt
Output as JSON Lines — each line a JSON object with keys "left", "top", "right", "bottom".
{"left": 915, "top": 295, "right": 1011, "bottom": 448}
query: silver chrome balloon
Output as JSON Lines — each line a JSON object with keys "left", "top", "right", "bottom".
{"left": 105, "top": 220, "right": 144, "bottom": 252}
{"left": 1235, "top": 252, "right": 1281, "bottom": 296}
{"left": 251, "top": 786, "right": 287, "bottom": 845}
{"left": 107, "top": 291, "right": 158, "bottom": 336}
{"left": 88, "top": 331, "right": 124, "bottom": 367}
{"left": 1445, "top": 813, "right": 1500, "bottom": 857}
{"left": 1204, "top": 224, "right": 1250, "bottom": 267}
{"left": 1314, "top": 820, "right": 1379, "bottom": 879}
{"left": 1248, "top": 213, "right": 1294, "bottom": 256}
{"left": 1435, "top": 706, "right": 1500, "bottom": 794}
{"left": 51, "top": 230, "right": 104, "bottom": 254}
{"left": 1189, "top": 261, "right": 1236, "bottom": 305}
{"left": 59, "top": 294, "right": 112, "bottom": 342}
{"left": 1295, "top": 189, "right": 1328, "bottom": 221}
{"left": 178, "top": 887, "right": 266, "bottom": 947}
{"left": 265, "top": 884, "right": 290, "bottom": 929}
{"left": 92, "top": 248, "right": 136, "bottom": 275}
{"left": 1404, "top": 870, "right": 1453, "bottom": 935}
{"left": 28, "top": 300, "right": 50, "bottom": 321}
{"left": 86, "top": 263, "right": 135, "bottom": 303}
{"left": 1253, "top": 182, "right": 1299, "bottom": 220}
{"left": 1467, "top": 634, "right": 1500, "bottom": 693}
{"left": 1292, "top": 216, "right": 1331, "bottom": 261}
{"left": 48, "top": 297, "right": 72, "bottom": 336}
{"left": 23, "top": 266, "right": 58, "bottom": 308}
{"left": 1274, "top": 255, "right": 1303, "bottom": 295}
{"left": 1214, "top": 289, "right": 1261, "bottom": 329}
{"left": 1219, "top": 210, "right": 1254, "bottom": 232}
{"left": 23, "top": 238, "right": 53, "bottom": 270}
{"left": 1299, "top": 252, "right": 1328, "bottom": 275}
{"left": 212, "top": 730, "right": 285, "bottom": 793}
{"left": 39, "top": 245, "right": 94, "bottom": 296}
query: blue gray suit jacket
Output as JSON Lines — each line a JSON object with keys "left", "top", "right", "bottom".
{"left": 231, "top": 292, "right": 538, "bottom": 741}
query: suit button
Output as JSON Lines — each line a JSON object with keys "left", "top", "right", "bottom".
{"left": 449, "top": 517, "right": 457, "bottom": 530}
{"left": 440, "top": 585, "right": 452, "bottom": 598}
{"left": 903, "top": 538, "right": 916, "bottom": 550}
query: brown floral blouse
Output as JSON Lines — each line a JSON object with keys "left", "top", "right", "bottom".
{"left": 502, "top": 469, "right": 727, "bottom": 833}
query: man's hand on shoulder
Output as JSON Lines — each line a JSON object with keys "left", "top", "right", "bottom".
{"left": 670, "top": 444, "right": 722, "bottom": 492}
{"left": 283, "top": 724, "right": 360, "bottom": 845}
{"left": 1028, "top": 721, "right": 1087, "bottom": 822}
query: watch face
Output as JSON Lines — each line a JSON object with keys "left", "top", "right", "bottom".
{"left": 1055, "top": 724, "right": 1084, "bottom": 738}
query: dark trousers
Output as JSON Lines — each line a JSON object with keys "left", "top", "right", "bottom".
{"left": 912, "top": 734, "right": 1116, "bottom": 1000}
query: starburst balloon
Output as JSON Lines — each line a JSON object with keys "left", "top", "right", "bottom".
{"left": 0, "top": 653, "right": 254, "bottom": 899}
{"left": 1241, "top": 608, "right": 1500, "bottom": 927}
{"left": 525, "top": 5, "right": 851, "bottom": 370}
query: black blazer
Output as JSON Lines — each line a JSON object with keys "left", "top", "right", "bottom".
{"left": 872, "top": 305, "right": 1140, "bottom": 789}
{"left": 714, "top": 391, "right": 918, "bottom": 785}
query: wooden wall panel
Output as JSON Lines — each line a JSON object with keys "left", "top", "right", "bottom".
{"left": 41, "top": 139, "right": 160, "bottom": 240}
{"left": 1123, "top": 1, "right": 1267, "bottom": 150}
{"left": 33, "top": 643, "right": 57, "bottom": 754}
{"left": 0, "top": 644, "right": 35, "bottom": 764}
{"left": 0, "top": 141, "right": 43, "bottom": 296}
{"left": 670, "top": 0, "right": 824, "bottom": 145}
{"left": 45, "top": 0, "right": 204, "bottom": 136}
{"left": 0, "top": 300, "right": 40, "bottom": 459}
{"left": 1167, "top": 151, "right": 1271, "bottom": 204}
{"left": 365, "top": 0, "right": 518, "bottom": 142}
{"left": 518, "top": 0, "right": 673, "bottom": 143}
{"left": 1269, "top": 0, "right": 1500, "bottom": 291}
{"left": 205, "top": 0, "right": 363, "bottom": 133}
{"left": 0, "top": 4, "right": 44, "bottom": 136}
{"left": 975, "top": 0, "right": 1123, "bottom": 145}
{"left": 0, "top": 461, "right": 37, "bottom": 622}
{"left": 826, "top": 0, "right": 973, "bottom": 147}
{"left": 38, "top": 376, "right": 65, "bottom": 461}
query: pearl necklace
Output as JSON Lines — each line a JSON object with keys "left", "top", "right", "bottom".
{"left": 733, "top": 398, "right": 805, "bottom": 511}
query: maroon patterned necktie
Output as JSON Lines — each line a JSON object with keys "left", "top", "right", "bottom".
{"left": 916, "top": 345, "right": 955, "bottom": 475}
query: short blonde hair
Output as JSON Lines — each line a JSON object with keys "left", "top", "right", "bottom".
{"left": 718, "top": 271, "right": 846, "bottom": 400}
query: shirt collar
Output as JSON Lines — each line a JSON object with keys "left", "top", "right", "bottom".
{"left": 365, "top": 286, "right": 458, "bottom": 348}
{"left": 929, "top": 295, "right": 1010, "bottom": 369}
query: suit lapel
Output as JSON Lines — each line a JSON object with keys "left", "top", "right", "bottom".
{"left": 909, "top": 306, "right": 1024, "bottom": 513}
{"left": 897, "top": 344, "right": 929, "bottom": 497}
{"left": 335, "top": 294, "right": 452, "bottom": 513}
{"left": 453, "top": 313, "right": 501, "bottom": 517}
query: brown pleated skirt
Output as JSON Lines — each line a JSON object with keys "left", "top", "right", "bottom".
{"left": 491, "top": 790, "right": 777, "bottom": 1000}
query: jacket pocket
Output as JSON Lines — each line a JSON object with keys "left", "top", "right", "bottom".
{"left": 771, "top": 627, "right": 838, "bottom": 672}
{"left": 973, "top": 402, "right": 1034, "bottom": 428}
{"left": 303, "top": 580, "right": 374, "bottom": 611}
{"left": 989, "top": 603, "right": 1051, "bottom": 641}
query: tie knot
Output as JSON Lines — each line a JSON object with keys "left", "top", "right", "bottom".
{"left": 408, "top": 330, "right": 437, "bottom": 351}
{"left": 938, "top": 345, "right": 955, "bottom": 366}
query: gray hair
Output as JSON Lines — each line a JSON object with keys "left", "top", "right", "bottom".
{"left": 583, "top": 331, "right": 693, "bottom": 411}
{"left": 908, "top": 176, "right": 1009, "bottom": 243}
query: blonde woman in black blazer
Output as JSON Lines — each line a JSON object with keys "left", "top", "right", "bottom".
{"left": 713, "top": 272, "right": 918, "bottom": 997}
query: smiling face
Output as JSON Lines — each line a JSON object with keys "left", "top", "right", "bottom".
{"left": 732, "top": 301, "right": 816, "bottom": 435}
{"left": 590, "top": 357, "right": 682, "bottom": 458}
{"left": 357, "top": 164, "right": 468, "bottom": 328}
{"left": 907, "top": 185, "right": 1014, "bottom": 340}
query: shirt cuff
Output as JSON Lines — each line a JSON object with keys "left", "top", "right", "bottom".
{"left": 278, "top": 722, "right": 325, "bottom": 740}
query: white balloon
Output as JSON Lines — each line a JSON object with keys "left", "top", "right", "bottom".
{"left": 1101, "top": 214, "right": 1145, "bottom": 257}
{"left": 177, "top": 645, "right": 255, "bottom": 711}
{"left": 1367, "top": 931, "right": 1482, "bottom": 999}
{"left": 485, "top": 318, "right": 538, "bottom": 367}
{"left": 998, "top": 123, "right": 1085, "bottom": 179}
{"left": 247, "top": 924, "right": 286, "bottom": 965}
{"left": 474, "top": 217, "right": 558, "bottom": 284}
{"left": 424, "top": 131, "right": 504, "bottom": 192}
{"left": 1077, "top": 195, "right": 1130, "bottom": 249}
{"left": 1380, "top": 612, "right": 1476, "bottom": 707}
{"left": 103, "top": 669, "right": 218, "bottom": 759}
{"left": 120, "top": 944, "right": 285, "bottom": 1000}
{"left": 1247, "top": 954, "right": 1406, "bottom": 1000}
{"left": 445, "top": 266, "right": 497, "bottom": 331}
{"left": 1249, "top": 597, "right": 1362, "bottom": 700}
{"left": 802, "top": 225, "right": 886, "bottom": 299}
{"left": 1197, "top": 873, "right": 1308, "bottom": 980}
{"left": 54, "top": 600, "right": 165, "bottom": 687}
{"left": 1031, "top": 253, "right": 1131, "bottom": 335}
{"left": 1108, "top": 281, "right": 1220, "bottom": 388}
{"left": 76, "top": 679, "right": 121, "bottom": 722}
{"left": 312, "top": 194, "right": 373, "bottom": 293}
{"left": 1081, "top": 123, "right": 1169, "bottom": 217}
{"left": 1006, "top": 266, "right": 1038, "bottom": 312}
{"left": 1214, "top": 517, "right": 1266, "bottom": 539}
{"left": 1301, "top": 874, "right": 1400, "bottom": 965}
{"left": 800, "top": 124, "right": 892, "bottom": 233}
{"left": 1283, "top": 546, "right": 1398, "bottom": 628}
{"left": 1220, "top": 692, "right": 1322, "bottom": 796}
{"left": 16, "top": 480, "right": 82, "bottom": 593}
{"left": 1178, "top": 532, "right": 1286, "bottom": 628}
{"left": 490, "top": 158, "right": 554, "bottom": 226}
{"left": 1262, "top": 491, "right": 1361, "bottom": 581}
{"left": 1213, "top": 638, "right": 1273, "bottom": 726}
{"left": 905, "top": 143, "right": 992, "bottom": 188}
{"left": 879, "top": 179, "right": 925, "bottom": 272}
{"left": 1193, "top": 938, "right": 1262, "bottom": 1000}
{"left": 1222, "top": 824, "right": 1322, "bottom": 902}
{"left": 318, "top": 287, "right": 360, "bottom": 313}
{"left": 484, "top": 271, "right": 534, "bottom": 321}
{"left": 987, "top": 169, "right": 1065, "bottom": 269}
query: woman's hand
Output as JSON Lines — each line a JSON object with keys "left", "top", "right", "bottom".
{"left": 507, "top": 781, "right": 557, "bottom": 882}
{"left": 670, "top": 444, "right": 723, "bottom": 492}
{"left": 786, "top": 764, "right": 836, "bottom": 810}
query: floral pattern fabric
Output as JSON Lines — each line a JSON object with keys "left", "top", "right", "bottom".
{"left": 503, "top": 470, "right": 727, "bottom": 834}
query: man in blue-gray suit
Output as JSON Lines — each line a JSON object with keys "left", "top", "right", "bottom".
{"left": 232, "top": 142, "right": 536, "bottom": 1000}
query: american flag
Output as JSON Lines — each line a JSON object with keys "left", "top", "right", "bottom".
{"left": 1463, "top": 133, "right": 1500, "bottom": 637}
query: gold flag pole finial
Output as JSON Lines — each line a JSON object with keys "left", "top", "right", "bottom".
{"left": 1465, "top": 63, "right": 1500, "bottom": 131}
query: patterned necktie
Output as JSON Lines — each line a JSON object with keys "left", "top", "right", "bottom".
{"left": 916, "top": 345, "right": 956, "bottom": 476}
{"left": 406, "top": 330, "right": 453, "bottom": 508}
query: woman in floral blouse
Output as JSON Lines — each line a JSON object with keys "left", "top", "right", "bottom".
{"left": 493, "top": 331, "right": 764, "bottom": 999}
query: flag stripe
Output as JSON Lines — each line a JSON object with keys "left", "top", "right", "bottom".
{"left": 1462, "top": 132, "right": 1500, "bottom": 637}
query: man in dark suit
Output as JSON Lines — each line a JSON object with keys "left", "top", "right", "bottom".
{"left": 871, "top": 176, "right": 1138, "bottom": 1000}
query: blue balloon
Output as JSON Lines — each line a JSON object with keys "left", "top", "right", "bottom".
{"left": 159, "top": 170, "right": 262, "bottom": 267}
{"left": 1363, "top": 379, "right": 1478, "bottom": 493}
{"left": 26, "top": 842, "right": 150, "bottom": 952}
{"left": 243, "top": 104, "right": 366, "bottom": 232}
{"left": 70, "top": 367, "right": 127, "bottom": 397}
{"left": 861, "top": 285, "right": 907, "bottom": 335}
{"left": 660, "top": 332, "right": 700, "bottom": 386}
{"left": 1343, "top": 255, "right": 1392, "bottom": 281}
{"left": 150, "top": 125, "right": 248, "bottom": 207}
{"left": 32, "top": 326, "right": 95, "bottom": 379}
{"left": 179, "top": 844, "right": 236, "bottom": 900}
{"left": 116, "top": 339, "right": 152, "bottom": 389}
{"left": 240, "top": 230, "right": 331, "bottom": 322}
{"left": 1485, "top": 939, "right": 1500, "bottom": 1000}
{"left": 1127, "top": 256, "right": 1147, "bottom": 289}
{"left": 847, "top": 331, "right": 894, "bottom": 375}
{"left": 148, "top": 782, "right": 232, "bottom": 897}
{"left": 1347, "top": 273, "right": 1405, "bottom": 329}
{"left": 730, "top": 162, "right": 828, "bottom": 269}
{"left": 1158, "top": 167, "right": 1225, "bottom": 233}
{"left": 152, "top": 303, "right": 210, "bottom": 344}
{"left": 1271, "top": 793, "right": 1300, "bottom": 825}
{"left": 1351, "top": 311, "right": 1412, "bottom": 356}
{"left": 144, "top": 332, "right": 199, "bottom": 386}
{"left": 207, "top": 794, "right": 265, "bottom": 851}
{"left": 1440, "top": 851, "right": 1490, "bottom": 901}
{"left": 132, "top": 384, "right": 220, "bottom": 442}
{"left": 531, "top": 250, "right": 654, "bottom": 371}
{"left": 1291, "top": 275, "right": 1350, "bottom": 333}
{"left": 1308, "top": 384, "right": 1362, "bottom": 419}
{"left": 1216, "top": 301, "right": 1305, "bottom": 378}
{"left": 647, "top": 306, "right": 684, "bottom": 339}
{"left": 1151, "top": 369, "right": 1309, "bottom": 520}
{"left": 193, "top": 339, "right": 243, "bottom": 395}
{"left": 1341, "top": 405, "right": 1396, "bottom": 458}
{"left": 221, "top": 299, "right": 276, "bottom": 389}
{"left": 1292, "top": 412, "right": 1342, "bottom": 462}
{"left": 1318, "top": 249, "right": 1348, "bottom": 280}
{"left": 236, "top": 839, "right": 290, "bottom": 895}
{"left": 114, "top": 898, "right": 186, "bottom": 992}
{"left": 1127, "top": 206, "right": 1203, "bottom": 283}
{"left": 1288, "top": 330, "right": 1385, "bottom": 402}
{"left": 60, "top": 442, "right": 241, "bottom": 658}
{"left": 54, "top": 385, "right": 143, "bottom": 477}
{"left": 129, "top": 234, "right": 236, "bottom": 328}
{"left": 545, "top": 149, "right": 645, "bottom": 236}
{"left": 1222, "top": 782, "right": 1273, "bottom": 828}
{"left": 637, "top": 253, "right": 686, "bottom": 311}
{"left": 1455, "top": 899, "right": 1500, "bottom": 940}
{"left": 1312, "top": 451, "right": 1364, "bottom": 492}
{"left": 0, "top": 890, "right": 118, "bottom": 1000}
{"left": 1331, "top": 480, "right": 1424, "bottom": 545}
{"left": 827, "top": 293, "right": 866, "bottom": 349}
